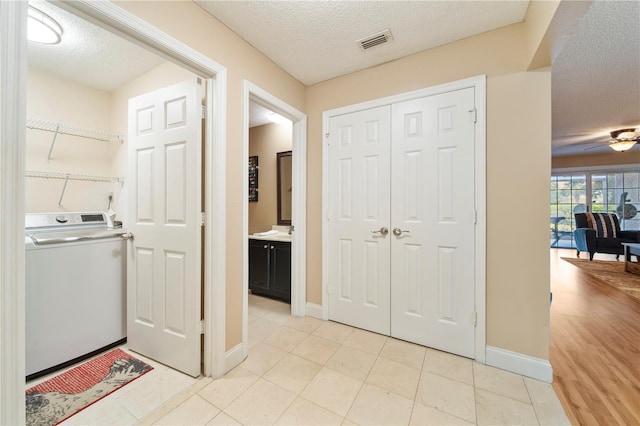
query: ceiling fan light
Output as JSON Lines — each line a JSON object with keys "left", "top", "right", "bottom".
{"left": 619, "top": 131, "right": 637, "bottom": 140}
{"left": 27, "top": 6, "right": 63, "bottom": 45}
{"left": 609, "top": 140, "right": 637, "bottom": 152}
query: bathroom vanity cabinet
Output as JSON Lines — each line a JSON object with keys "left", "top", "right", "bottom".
{"left": 249, "top": 238, "right": 291, "bottom": 303}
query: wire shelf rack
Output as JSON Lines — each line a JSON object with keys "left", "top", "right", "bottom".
{"left": 26, "top": 170, "right": 124, "bottom": 206}
{"left": 26, "top": 119, "right": 123, "bottom": 143}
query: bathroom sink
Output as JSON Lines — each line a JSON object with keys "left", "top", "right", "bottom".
{"left": 251, "top": 230, "right": 291, "bottom": 242}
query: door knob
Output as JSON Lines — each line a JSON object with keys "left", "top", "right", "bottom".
{"left": 121, "top": 232, "right": 134, "bottom": 241}
{"left": 392, "top": 228, "right": 410, "bottom": 237}
{"left": 371, "top": 227, "right": 389, "bottom": 236}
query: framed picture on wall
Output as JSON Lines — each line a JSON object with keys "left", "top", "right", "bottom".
{"left": 249, "top": 155, "right": 259, "bottom": 202}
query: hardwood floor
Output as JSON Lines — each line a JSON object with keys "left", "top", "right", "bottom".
{"left": 550, "top": 249, "right": 640, "bottom": 426}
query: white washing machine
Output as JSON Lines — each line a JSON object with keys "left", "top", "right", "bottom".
{"left": 25, "top": 211, "right": 129, "bottom": 380}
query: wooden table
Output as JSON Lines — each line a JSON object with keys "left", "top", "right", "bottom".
{"left": 622, "top": 243, "right": 640, "bottom": 275}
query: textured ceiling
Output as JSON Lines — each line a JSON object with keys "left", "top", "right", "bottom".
{"left": 249, "top": 102, "right": 279, "bottom": 128}
{"left": 27, "top": 0, "right": 165, "bottom": 92}
{"left": 195, "top": 1, "right": 529, "bottom": 85}
{"left": 551, "top": 0, "right": 640, "bottom": 156}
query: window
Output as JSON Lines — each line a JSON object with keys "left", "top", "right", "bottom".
{"left": 550, "top": 168, "right": 640, "bottom": 248}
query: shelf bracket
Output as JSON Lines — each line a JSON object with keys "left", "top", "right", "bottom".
{"left": 47, "top": 124, "right": 61, "bottom": 162}
{"left": 58, "top": 173, "right": 70, "bottom": 207}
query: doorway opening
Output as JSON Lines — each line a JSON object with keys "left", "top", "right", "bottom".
{"left": 45, "top": 0, "right": 228, "bottom": 379}
{"left": 242, "top": 81, "right": 307, "bottom": 356}
{"left": 2, "top": 3, "right": 228, "bottom": 419}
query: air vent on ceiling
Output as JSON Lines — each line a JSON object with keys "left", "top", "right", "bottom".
{"left": 357, "top": 29, "right": 393, "bottom": 51}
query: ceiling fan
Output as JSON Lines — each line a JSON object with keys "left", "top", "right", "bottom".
{"left": 608, "top": 128, "right": 640, "bottom": 152}
{"left": 559, "top": 127, "right": 640, "bottom": 152}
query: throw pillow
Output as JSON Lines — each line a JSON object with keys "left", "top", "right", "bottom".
{"left": 585, "top": 212, "right": 619, "bottom": 238}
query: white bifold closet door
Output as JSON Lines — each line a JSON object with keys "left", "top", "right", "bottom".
{"left": 328, "top": 87, "right": 476, "bottom": 358}
{"left": 328, "top": 105, "right": 392, "bottom": 335}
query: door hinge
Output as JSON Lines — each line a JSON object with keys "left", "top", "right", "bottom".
{"left": 200, "top": 212, "right": 206, "bottom": 226}
{"left": 469, "top": 108, "right": 477, "bottom": 123}
{"left": 201, "top": 105, "right": 206, "bottom": 119}
{"left": 199, "top": 319, "right": 205, "bottom": 334}
{"left": 472, "top": 312, "right": 477, "bottom": 326}
{"left": 471, "top": 210, "right": 477, "bottom": 224}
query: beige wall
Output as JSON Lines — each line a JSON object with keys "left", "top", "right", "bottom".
{"left": 524, "top": 0, "right": 561, "bottom": 70}
{"left": 553, "top": 152, "right": 640, "bottom": 169}
{"left": 486, "top": 71, "right": 551, "bottom": 358}
{"left": 306, "top": 25, "right": 552, "bottom": 358}
{"left": 248, "top": 123, "right": 293, "bottom": 235}
{"left": 26, "top": 67, "right": 120, "bottom": 213}
{"left": 115, "top": 0, "right": 306, "bottom": 351}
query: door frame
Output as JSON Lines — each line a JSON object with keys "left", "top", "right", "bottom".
{"left": 1, "top": 2, "right": 228, "bottom": 422}
{"left": 50, "top": 0, "right": 229, "bottom": 379}
{"left": 242, "top": 81, "right": 307, "bottom": 355}
{"left": 0, "top": 2, "right": 28, "bottom": 423}
{"left": 321, "top": 75, "right": 487, "bottom": 362}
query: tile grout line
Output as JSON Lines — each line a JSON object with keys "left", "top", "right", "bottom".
{"left": 407, "top": 344, "right": 427, "bottom": 425}
{"left": 523, "top": 377, "right": 543, "bottom": 426}
{"left": 472, "top": 360, "right": 479, "bottom": 425}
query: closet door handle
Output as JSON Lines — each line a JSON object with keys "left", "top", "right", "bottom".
{"left": 371, "top": 227, "right": 389, "bottom": 236}
{"left": 392, "top": 228, "right": 410, "bottom": 237}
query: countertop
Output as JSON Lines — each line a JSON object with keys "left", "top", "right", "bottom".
{"left": 249, "top": 232, "right": 291, "bottom": 242}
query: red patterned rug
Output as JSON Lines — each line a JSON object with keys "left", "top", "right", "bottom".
{"left": 26, "top": 348, "right": 153, "bottom": 425}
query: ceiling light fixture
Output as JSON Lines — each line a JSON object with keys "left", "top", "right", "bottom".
{"left": 609, "top": 140, "right": 637, "bottom": 152}
{"left": 608, "top": 128, "right": 639, "bottom": 152}
{"left": 268, "top": 113, "right": 290, "bottom": 125}
{"left": 27, "top": 6, "right": 63, "bottom": 44}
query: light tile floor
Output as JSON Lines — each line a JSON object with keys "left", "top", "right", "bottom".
{"left": 35, "top": 294, "right": 570, "bottom": 425}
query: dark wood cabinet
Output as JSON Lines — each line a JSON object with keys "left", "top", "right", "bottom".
{"left": 249, "top": 238, "right": 291, "bottom": 303}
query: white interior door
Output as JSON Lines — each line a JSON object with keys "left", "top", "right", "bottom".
{"left": 127, "top": 79, "right": 202, "bottom": 377}
{"left": 390, "top": 88, "right": 476, "bottom": 357}
{"left": 327, "top": 106, "right": 392, "bottom": 335}
{"left": 327, "top": 88, "right": 476, "bottom": 358}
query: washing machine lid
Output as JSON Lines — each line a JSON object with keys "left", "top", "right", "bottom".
{"left": 25, "top": 211, "right": 124, "bottom": 245}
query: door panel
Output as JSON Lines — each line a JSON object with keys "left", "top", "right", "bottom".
{"left": 135, "top": 247, "right": 154, "bottom": 325}
{"left": 328, "top": 106, "right": 391, "bottom": 335}
{"left": 390, "top": 88, "right": 475, "bottom": 357}
{"left": 127, "top": 79, "right": 202, "bottom": 377}
{"left": 249, "top": 239, "right": 269, "bottom": 292}
{"left": 271, "top": 242, "right": 292, "bottom": 302}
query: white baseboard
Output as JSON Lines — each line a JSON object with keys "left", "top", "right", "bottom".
{"left": 305, "top": 302, "right": 323, "bottom": 319}
{"left": 223, "top": 343, "right": 246, "bottom": 374}
{"left": 485, "top": 345, "right": 553, "bottom": 383}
